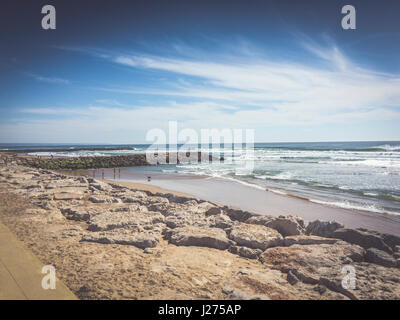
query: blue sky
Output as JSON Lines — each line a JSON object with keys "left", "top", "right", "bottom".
{"left": 1, "top": 0, "right": 400, "bottom": 143}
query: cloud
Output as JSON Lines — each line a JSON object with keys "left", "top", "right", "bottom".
{"left": 5, "top": 40, "right": 400, "bottom": 143}
{"left": 27, "top": 73, "right": 70, "bottom": 84}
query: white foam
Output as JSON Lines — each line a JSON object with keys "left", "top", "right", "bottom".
{"left": 308, "top": 198, "right": 399, "bottom": 215}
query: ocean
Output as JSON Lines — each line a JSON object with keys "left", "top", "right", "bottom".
{"left": 2, "top": 141, "right": 400, "bottom": 216}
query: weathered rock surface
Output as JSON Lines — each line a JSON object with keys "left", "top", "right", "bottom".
{"left": 81, "top": 228, "right": 160, "bottom": 248}
{"left": 245, "top": 215, "right": 305, "bottom": 236}
{"left": 228, "top": 223, "right": 283, "bottom": 250}
{"left": 283, "top": 235, "right": 338, "bottom": 247}
{"left": 166, "top": 226, "right": 234, "bottom": 250}
{"left": 228, "top": 245, "right": 261, "bottom": 259}
{"left": 88, "top": 195, "right": 121, "bottom": 204}
{"left": 260, "top": 243, "right": 400, "bottom": 299}
{"left": 88, "top": 210, "right": 165, "bottom": 232}
{"left": 331, "top": 228, "right": 392, "bottom": 253}
{"left": 306, "top": 220, "right": 344, "bottom": 238}
{"left": 224, "top": 207, "right": 254, "bottom": 222}
{"left": 365, "top": 248, "right": 397, "bottom": 268}
{"left": 222, "top": 269, "right": 348, "bottom": 300}
{"left": 261, "top": 243, "right": 365, "bottom": 283}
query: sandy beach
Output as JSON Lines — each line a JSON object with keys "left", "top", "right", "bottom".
{"left": 1, "top": 154, "right": 400, "bottom": 300}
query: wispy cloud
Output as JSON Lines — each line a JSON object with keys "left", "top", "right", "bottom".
{"left": 27, "top": 73, "right": 70, "bottom": 84}
{"left": 5, "top": 40, "right": 400, "bottom": 143}
{"left": 108, "top": 43, "right": 400, "bottom": 117}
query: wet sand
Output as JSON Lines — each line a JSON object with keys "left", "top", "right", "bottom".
{"left": 93, "top": 168, "right": 400, "bottom": 237}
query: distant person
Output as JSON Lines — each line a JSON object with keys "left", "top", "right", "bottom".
{"left": 147, "top": 176, "right": 151, "bottom": 182}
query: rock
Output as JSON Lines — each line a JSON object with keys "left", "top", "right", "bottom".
{"left": 209, "top": 214, "right": 233, "bottom": 229}
{"left": 81, "top": 229, "right": 160, "bottom": 249}
{"left": 184, "top": 199, "right": 198, "bottom": 206}
{"left": 246, "top": 215, "right": 305, "bottom": 236}
{"left": 395, "top": 245, "right": 400, "bottom": 253}
{"left": 164, "top": 194, "right": 194, "bottom": 204}
{"left": 286, "top": 269, "right": 300, "bottom": 285}
{"left": 381, "top": 233, "right": 400, "bottom": 251}
{"left": 306, "top": 220, "right": 344, "bottom": 237}
{"left": 89, "top": 180, "right": 112, "bottom": 192}
{"left": 53, "top": 193, "right": 84, "bottom": 201}
{"left": 284, "top": 235, "right": 338, "bottom": 247}
{"left": 88, "top": 210, "right": 165, "bottom": 231}
{"left": 236, "top": 246, "right": 262, "bottom": 259}
{"left": 88, "top": 195, "right": 121, "bottom": 204}
{"left": 228, "top": 223, "right": 283, "bottom": 250}
{"left": 365, "top": 248, "right": 397, "bottom": 268}
{"left": 313, "top": 285, "right": 327, "bottom": 295}
{"left": 166, "top": 226, "right": 233, "bottom": 250}
{"left": 60, "top": 207, "right": 92, "bottom": 221}
{"left": 352, "top": 229, "right": 400, "bottom": 252}
{"left": 331, "top": 228, "right": 392, "bottom": 253}
{"left": 205, "top": 207, "right": 222, "bottom": 216}
{"left": 222, "top": 269, "right": 347, "bottom": 300}
{"left": 224, "top": 207, "right": 254, "bottom": 222}
{"left": 164, "top": 211, "right": 210, "bottom": 229}
{"left": 260, "top": 243, "right": 400, "bottom": 299}
{"left": 261, "top": 243, "right": 365, "bottom": 286}
{"left": 120, "top": 191, "right": 148, "bottom": 203}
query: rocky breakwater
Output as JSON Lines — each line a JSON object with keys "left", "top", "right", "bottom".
{"left": 14, "top": 151, "right": 221, "bottom": 170}
{"left": 1, "top": 156, "right": 399, "bottom": 300}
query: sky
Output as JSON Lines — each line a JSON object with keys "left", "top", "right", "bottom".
{"left": 0, "top": 0, "right": 400, "bottom": 144}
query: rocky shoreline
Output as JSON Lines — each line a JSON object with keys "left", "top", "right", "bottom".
{"left": 0, "top": 154, "right": 399, "bottom": 300}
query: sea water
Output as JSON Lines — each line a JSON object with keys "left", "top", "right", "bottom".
{"left": 5, "top": 141, "right": 399, "bottom": 216}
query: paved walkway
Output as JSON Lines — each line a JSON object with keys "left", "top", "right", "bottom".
{"left": 0, "top": 221, "right": 77, "bottom": 300}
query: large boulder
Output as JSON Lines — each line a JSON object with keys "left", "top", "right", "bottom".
{"left": 260, "top": 243, "right": 365, "bottom": 286}
{"left": 245, "top": 215, "right": 305, "bottom": 237}
{"left": 260, "top": 242, "right": 400, "bottom": 299}
{"left": 379, "top": 233, "right": 400, "bottom": 252}
{"left": 222, "top": 269, "right": 348, "bottom": 300}
{"left": 228, "top": 223, "right": 283, "bottom": 250}
{"left": 60, "top": 207, "right": 101, "bottom": 221}
{"left": 164, "top": 211, "right": 210, "bottom": 229}
{"left": 365, "top": 248, "right": 397, "bottom": 268}
{"left": 88, "top": 210, "right": 165, "bottom": 231}
{"left": 224, "top": 207, "right": 254, "bottom": 222}
{"left": 228, "top": 246, "right": 263, "bottom": 259}
{"left": 306, "top": 220, "right": 344, "bottom": 238}
{"left": 88, "top": 195, "right": 121, "bottom": 204}
{"left": 331, "top": 228, "right": 392, "bottom": 253}
{"left": 283, "top": 235, "right": 338, "bottom": 247}
{"left": 166, "top": 226, "right": 234, "bottom": 250}
{"left": 81, "top": 228, "right": 160, "bottom": 249}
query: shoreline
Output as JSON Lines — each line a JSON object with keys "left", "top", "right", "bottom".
{"left": 94, "top": 168, "right": 400, "bottom": 237}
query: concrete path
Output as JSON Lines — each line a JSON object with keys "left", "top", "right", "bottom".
{"left": 0, "top": 221, "right": 77, "bottom": 300}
